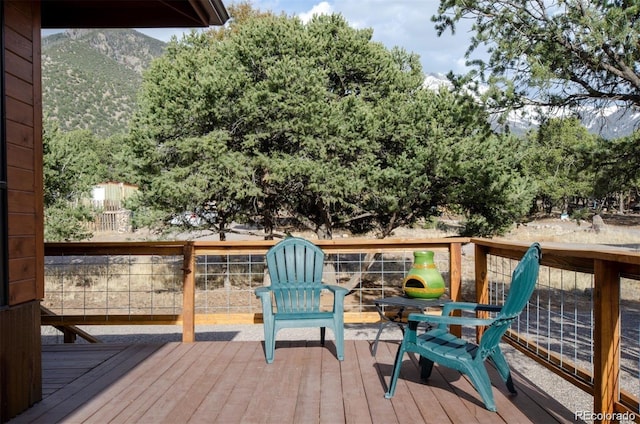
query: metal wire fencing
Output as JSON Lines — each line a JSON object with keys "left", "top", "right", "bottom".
{"left": 43, "top": 246, "right": 454, "bottom": 317}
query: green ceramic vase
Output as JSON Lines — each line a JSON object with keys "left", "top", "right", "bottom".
{"left": 402, "top": 250, "right": 446, "bottom": 299}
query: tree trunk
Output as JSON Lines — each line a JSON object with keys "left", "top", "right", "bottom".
{"left": 343, "top": 251, "right": 381, "bottom": 292}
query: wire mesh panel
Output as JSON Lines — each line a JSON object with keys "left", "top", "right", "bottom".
{"left": 487, "top": 254, "right": 596, "bottom": 377}
{"left": 620, "top": 276, "right": 640, "bottom": 402}
{"left": 487, "top": 252, "right": 640, "bottom": 408}
{"left": 44, "top": 244, "right": 454, "bottom": 317}
{"left": 192, "top": 249, "right": 452, "bottom": 314}
{"left": 194, "top": 254, "right": 266, "bottom": 314}
{"left": 44, "top": 254, "right": 183, "bottom": 316}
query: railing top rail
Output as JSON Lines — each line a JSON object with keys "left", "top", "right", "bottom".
{"left": 193, "top": 237, "right": 471, "bottom": 254}
{"left": 473, "top": 238, "right": 640, "bottom": 264}
{"left": 44, "top": 238, "right": 640, "bottom": 267}
{"left": 44, "top": 241, "right": 188, "bottom": 256}
{"left": 45, "top": 238, "right": 472, "bottom": 256}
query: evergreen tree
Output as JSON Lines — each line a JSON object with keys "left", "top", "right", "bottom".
{"left": 131, "top": 9, "right": 534, "bottom": 238}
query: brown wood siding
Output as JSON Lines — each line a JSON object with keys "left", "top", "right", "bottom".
{"left": 0, "top": 301, "right": 42, "bottom": 422}
{"left": 0, "top": 0, "right": 43, "bottom": 419}
{"left": 4, "top": 0, "right": 42, "bottom": 306}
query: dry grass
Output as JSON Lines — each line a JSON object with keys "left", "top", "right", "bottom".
{"left": 45, "top": 214, "right": 640, "bottom": 314}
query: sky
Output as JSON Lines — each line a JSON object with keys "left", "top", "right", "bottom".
{"left": 133, "top": 0, "right": 475, "bottom": 76}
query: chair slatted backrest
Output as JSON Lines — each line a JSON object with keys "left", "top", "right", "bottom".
{"left": 478, "top": 243, "right": 541, "bottom": 358}
{"left": 266, "top": 237, "right": 325, "bottom": 313}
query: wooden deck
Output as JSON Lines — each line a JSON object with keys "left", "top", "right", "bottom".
{"left": 11, "top": 340, "right": 578, "bottom": 423}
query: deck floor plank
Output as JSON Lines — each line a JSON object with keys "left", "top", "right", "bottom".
{"left": 140, "top": 342, "right": 230, "bottom": 422}
{"left": 240, "top": 341, "right": 300, "bottom": 423}
{"left": 188, "top": 340, "right": 256, "bottom": 422}
{"left": 292, "top": 341, "right": 323, "bottom": 424}
{"left": 13, "top": 344, "right": 162, "bottom": 424}
{"left": 435, "top": 359, "right": 503, "bottom": 423}
{"left": 9, "top": 340, "right": 580, "bottom": 424}
{"left": 265, "top": 341, "right": 309, "bottom": 423}
{"left": 161, "top": 341, "right": 232, "bottom": 423}
{"left": 488, "top": 364, "right": 575, "bottom": 424}
{"left": 70, "top": 343, "right": 185, "bottom": 423}
{"left": 354, "top": 340, "right": 400, "bottom": 424}
{"left": 88, "top": 342, "right": 207, "bottom": 423}
{"left": 319, "top": 342, "right": 347, "bottom": 424}
{"left": 208, "top": 341, "right": 266, "bottom": 424}
{"left": 484, "top": 359, "right": 556, "bottom": 424}
{"left": 40, "top": 344, "right": 131, "bottom": 396}
{"left": 109, "top": 343, "right": 210, "bottom": 423}
{"left": 340, "top": 340, "right": 373, "bottom": 423}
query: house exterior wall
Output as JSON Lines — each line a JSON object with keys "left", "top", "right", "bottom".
{"left": 0, "top": 0, "right": 43, "bottom": 421}
{"left": 0, "top": 1, "right": 228, "bottom": 420}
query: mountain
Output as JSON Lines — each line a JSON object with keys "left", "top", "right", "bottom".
{"left": 42, "top": 29, "right": 166, "bottom": 137}
{"left": 424, "top": 73, "right": 640, "bottom": 139}
{"left": 43, "top": 33, "right": 639, "bottom": 140}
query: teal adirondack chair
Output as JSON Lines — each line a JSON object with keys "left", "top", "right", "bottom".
{"left": 255, "top": 237, "right": 348, "bottom": 364}
{"left": 384, "top": 242, "right": 541, "bottom": 412}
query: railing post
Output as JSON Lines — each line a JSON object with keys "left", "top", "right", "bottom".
{"left": 182, "top": 242, "right": 196, "bottom": 342}
{"left": 593, "top": 259, "right": 620, "bottom": 423}
{"left": 449, "top": 242, "right": 463, "bottom": 337}
{"left": 474, "top": 244, "right": 489, "bottom": 342}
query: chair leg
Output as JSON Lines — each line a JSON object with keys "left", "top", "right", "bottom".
{"left": 333, "top": 325, "right": 344, "bottom": 361}
{"left": 385, "top": 342, "right": 407, "bottom": 399}
{"left": 466, "top": 364, "right": 497, "bottom": 412}
{"left": 320, "top": 327, "right": 326, "bottom": 346}
{"left": 264, "top": 322, "right": 275, "bottom": 364}
{"left": 419, "top": 356, "right": 434, "bottom": 380}
{"left": 490, "top": 352, "right": 517, "bottom": 394}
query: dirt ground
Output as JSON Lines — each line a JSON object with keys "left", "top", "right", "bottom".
{"left": 498, "top": 213, "right": 640, "bottom": 249}
{"left": 93, "top": 213, "right": 640, "bottom": 247}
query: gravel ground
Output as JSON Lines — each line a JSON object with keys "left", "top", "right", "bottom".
{"left": 42, "top": 323, "right": 606, "bottom": 423}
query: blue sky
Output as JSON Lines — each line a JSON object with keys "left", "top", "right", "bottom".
{"left": 46, "top": 1, "right": 475, "bottom": 76}
{"left": 141, "top": 1, "right": 475, "bottom": 75}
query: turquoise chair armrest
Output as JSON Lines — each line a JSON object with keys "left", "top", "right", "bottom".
{"left": 324, "top": 284, "right": 349, "bottom": 295}
{"left": 323, "top": 284, "right": 348, "bottom": 311}
{"left": 407, "top": 312, "right": 495, "bottom": 327}
{"left": 255, "top": 286, "right": 271, "bottom": 297}
{"left": 255, "top": 286, "right": 274, "bottom": 320}
{"left": 441, "top": 302, "right": 502, "bottom": 316}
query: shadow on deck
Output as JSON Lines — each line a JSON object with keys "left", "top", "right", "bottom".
{"left": 11, "top": 340, "right": 580, "bottom": 423}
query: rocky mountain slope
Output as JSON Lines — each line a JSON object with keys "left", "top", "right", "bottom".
{"left": 424, "top": 73, "right": 640, "bottom": 139}
{"left": 42, "top": 30, "right": 638, "bottom": 140}
{"left": 42, "top": 29, "right": 166, "bottom": 137}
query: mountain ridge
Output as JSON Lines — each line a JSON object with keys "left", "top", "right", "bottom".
{"left": 42, "top": 30, "right": 638, "bottom": 140}
{"left": 424, "top": 73, "right": 640, "bottom": 139}
{"left": 42, "top": 29, "right": 166, "bottom": 137}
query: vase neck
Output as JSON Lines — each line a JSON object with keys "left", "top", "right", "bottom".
{"left": 413, "top": 251, "right": 435, "bottom": 264}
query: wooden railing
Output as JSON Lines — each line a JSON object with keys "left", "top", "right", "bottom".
{"left": 42, "top": 238, "right": 468, "bottom": 339}
{"left": 472, "top": 238, "right": 640, "bottom": 423}
{"left": 42, "top": 238, "right": 640, "bottom": 423}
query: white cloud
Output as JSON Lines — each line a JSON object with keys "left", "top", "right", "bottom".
{"left": 136, "top": 28, "right": 204, "bottom": 42}
{"left": 329, "top": 1, "right": 472, "bottom": 74}
{"left": 298, "top": 2, "right": 334, "bottom": 23}
{"left": 160, "top": 0, "right": 483, "bottom": 75}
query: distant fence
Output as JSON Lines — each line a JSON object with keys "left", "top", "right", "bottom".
{"left": 85, "top": 182, "right": 138, "bottom": 233}
{"left": 87, "top": 209, "right": 132, "bottom": 233}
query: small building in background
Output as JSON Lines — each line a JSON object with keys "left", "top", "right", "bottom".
{"left": 89, "top": 182, "right": 139, "bottom": 233}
